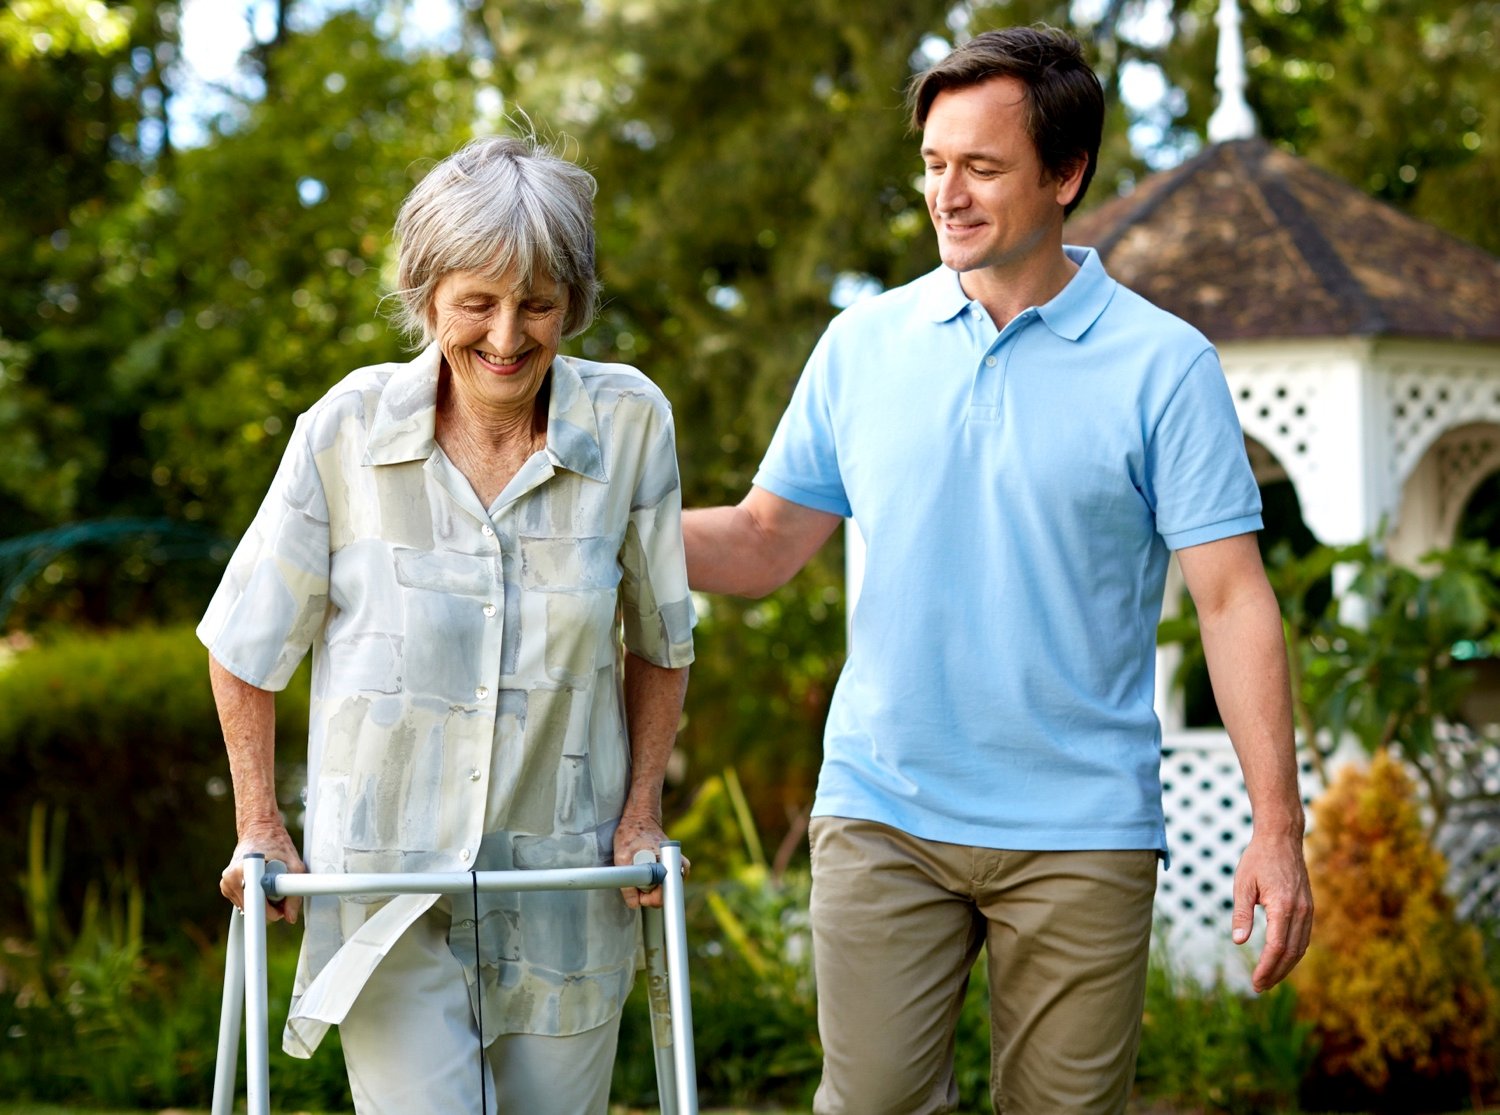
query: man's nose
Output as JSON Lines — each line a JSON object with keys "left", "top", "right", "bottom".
{"left": 934, "top": 171, "right": 968, "bottom": 215}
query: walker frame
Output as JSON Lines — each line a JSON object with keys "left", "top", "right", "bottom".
{"left": 211, "top": 841, "right": 698, "bottom": 1114}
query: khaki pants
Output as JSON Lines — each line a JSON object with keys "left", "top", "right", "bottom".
{"left": 339, "top": 903, "right": 621, "bottom": 1115}
{"left": 809, "top": 816, "right": 1157, "bottom": 1115}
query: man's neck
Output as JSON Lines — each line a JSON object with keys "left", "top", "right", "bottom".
{"left": 957, "top": 246, "right": 1079, "bottom": 330}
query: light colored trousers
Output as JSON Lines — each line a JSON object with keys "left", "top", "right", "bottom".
{"left": 339, "top": 903, "right": 621, "bottom": 1115}
{"left": 808, "top": 816, "right": 1158, "bottom": 1115}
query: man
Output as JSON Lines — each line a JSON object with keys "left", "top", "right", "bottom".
{"left": 683, "top": 25, "right": 1313, "bottom": 1115}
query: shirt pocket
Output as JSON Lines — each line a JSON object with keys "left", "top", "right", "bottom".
{"left": 518, "top": 534, "right": 622, "bottom": 687}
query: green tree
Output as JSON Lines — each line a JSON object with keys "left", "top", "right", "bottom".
{"left": 1, "top": 4, "right": 478, "bottom": 625}
{"left": 1158, "top": 0, "right": 1499, "bottom": 253}
{"left": 461, "top": 0, "right": 1163, "bottom": 834}
{"left": 0, "top": 0, "right": 166, "bottom": 532}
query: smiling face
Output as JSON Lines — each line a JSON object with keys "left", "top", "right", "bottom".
{"left": 921, "top": 76, "right": 1083, "bottom": 286}
{"left": 429, "top": 265, "right": 569, "bottom": 420}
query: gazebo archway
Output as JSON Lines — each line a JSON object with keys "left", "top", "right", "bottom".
{"left": 1387, "top": 420, "right": 1500, "bottom": 567}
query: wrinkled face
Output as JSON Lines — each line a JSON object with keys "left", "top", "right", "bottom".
{"left": 921, "top": 77, "right": 1081, "bottom": 280}
{"left": 430, "top": 265, "right": 569, "bottom": 417}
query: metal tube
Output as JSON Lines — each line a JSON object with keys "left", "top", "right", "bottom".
{"left": 210, "top": 910, "right": 244, "bottom": 1115}
{"left": 658, "top": 842, "right": 699, "bottom": 1114}
{"left": 228, "top": 857, "right": 686, "bottom": 1112}
{"left": 262, "top": 863, "right": 664, "bottom": 899}
{"left": 242, "top": 854, "right": 271, "bottom": 1115}
{"left": 641, "top": 906, "right": 678, "bottom": 1115}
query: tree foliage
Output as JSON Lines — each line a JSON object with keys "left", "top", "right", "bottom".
{"left": 1160, "top": 0, "right": 1499, "bottom": 253}
{"left": 4, "top": 0, "right": 1498, "bottom": 839}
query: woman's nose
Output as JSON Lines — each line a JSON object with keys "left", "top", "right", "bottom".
{"left": 485, "top": 309, "right": 524, "bottom": 354}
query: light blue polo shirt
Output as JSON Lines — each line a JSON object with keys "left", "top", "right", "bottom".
{"left": 754, "top": 247, "right": 1262, "bottom": 855}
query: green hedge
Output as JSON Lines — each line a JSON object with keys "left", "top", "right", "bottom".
{"left": 0, "top": 625, "right": 310, "bottom": 942}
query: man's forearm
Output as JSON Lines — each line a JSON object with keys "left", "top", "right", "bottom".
{"left": 683, "top": 488, "right": 842, "bottom": 597}
{"left": 1199, "top": 586, "right": 1303, "bottom": 835}
{"left": 684, "top": 505, "right": 774, "bottom": 595}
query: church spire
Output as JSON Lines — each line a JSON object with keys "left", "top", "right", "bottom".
{"left": 1207, "top": 0, "right": 1258, "bottom": 142}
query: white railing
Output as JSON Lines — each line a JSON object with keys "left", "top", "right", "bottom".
{"left": 1156, "top": 727, "right": 1500, "bottom": 988}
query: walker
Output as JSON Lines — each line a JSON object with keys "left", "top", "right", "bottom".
{"left": 211, "top": 842, "right": 698, "bottom": 1114}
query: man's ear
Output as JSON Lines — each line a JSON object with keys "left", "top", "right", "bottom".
{"left": 1054, "top": 158, "right": 1088, "bottom": 209}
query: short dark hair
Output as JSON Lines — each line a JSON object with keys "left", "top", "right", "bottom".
{"left": 907, "top": 26, "right": 1104, "bottom": 217}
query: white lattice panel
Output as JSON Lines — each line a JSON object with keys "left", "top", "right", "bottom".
{"left": 1225, "top": 368, "right": 1322, "bottom": 480}
{"left": 1433, "top": 428, "right": 1500, "bottom": 537}
{"left": 1154, "top": 732, "right": 1322, "bottom": 987}
{"left": 1157, "top": 728, "right": 1500, "bottom": 986}
{"left": 1430, "top": 721, "right": 1500, "bottom": 923}
{"left": 1384, "top": 363, "right": 1500, "bottom": 493}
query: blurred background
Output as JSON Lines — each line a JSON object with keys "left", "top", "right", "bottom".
{"left": 2, "top": 0, "right": 1498, "bottom": 1110}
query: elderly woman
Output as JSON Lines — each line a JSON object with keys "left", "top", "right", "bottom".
{"left": 200, "top": 135, "right": 694, "bottom": 1114}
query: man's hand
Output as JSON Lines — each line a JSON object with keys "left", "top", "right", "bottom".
{"left": 1231, "top": 829, "right": 1313, "bottom": 992}
{"left": 220, "top": 820, "right": 308, "bottom": 925}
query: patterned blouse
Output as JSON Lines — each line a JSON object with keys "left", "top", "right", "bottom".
{"left": 198, "top": 345, "right": 695, "bottom": 1055}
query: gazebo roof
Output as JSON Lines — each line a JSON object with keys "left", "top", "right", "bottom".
{"left": 1064, "top": 137, "right": 1500, "bottom": 343}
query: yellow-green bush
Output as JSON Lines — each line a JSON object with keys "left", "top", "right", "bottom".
{"left": 1293, "top": 752, "right": 1498, "bottom": 1108}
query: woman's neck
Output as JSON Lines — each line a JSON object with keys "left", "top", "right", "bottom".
{"left": 439, "top": 376, "right": 545, "bottom": 449}
{"left": 434, "top": 369, "right": 550, "bottom": 507}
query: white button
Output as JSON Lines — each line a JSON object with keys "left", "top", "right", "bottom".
{"left": 482, "top": 603, "right": 497, "bottom": 617}
{"left": 459, "top": 848, "right": 471, "bottom": 862}
{"left": 985, "top": 356, "right": 997, "bottom": 367}
{"left": 475, "top": 685, "right": 489, "bottom": 700}
{"left": 482, "top": 524, "right": 494, "bottom": 537}
{"left": 468, "top": 768, "right": 481, "bottom": 782}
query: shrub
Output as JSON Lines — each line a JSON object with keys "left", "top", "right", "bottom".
{"left": 0, "top": 916, "right": 347, "bottom": 1107}
{"left": 0, "top": 624, "right": 310, "bottom": 942}
{"left": 0, "top": 796, "right": 346, "bottom": 1108}
{"left": 1293, "top": 752, "right": 1499, "bottom": 1110}
{"left": 1134, "top": 939, "right": 1315, "bottom": 1113}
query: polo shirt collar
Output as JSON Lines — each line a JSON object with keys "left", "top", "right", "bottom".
{"left": 364, "top": 346, "right": 607, "bottom": 482}
{"left": 1037, "top": 246, "right": 1115, "bottom": 341}
{"left": 917, "top": 267, "right": 971, "bottom": 323}
{"left": 916, "top": 245, "right": 1116, "bottom": 340}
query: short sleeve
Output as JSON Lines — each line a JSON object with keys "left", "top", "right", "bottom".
{"left": 197, "top": 413, "right": 332, "bottom": 690}
{"left": 752, "top": 332, "right": 852, "bottom": 517}
{"left": 1146, "top": 347, "right": 1264, "bottom": 550}
{"left": 618, "top": 408, "right": 695, "bottom": 668}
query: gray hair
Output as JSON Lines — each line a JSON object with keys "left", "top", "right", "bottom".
{"left": 392, "top": 134, "right": 599, "bottom": 343}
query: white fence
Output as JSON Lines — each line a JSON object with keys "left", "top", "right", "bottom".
{"left": 1156, "top": 727, "right": 1500, "bottom": 988}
